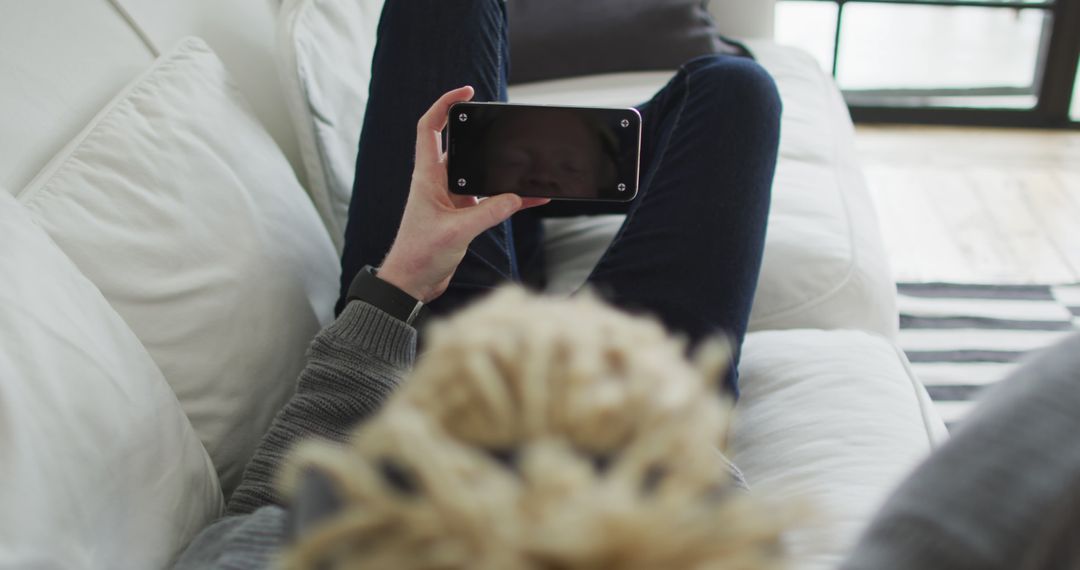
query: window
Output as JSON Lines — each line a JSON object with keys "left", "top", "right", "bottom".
{"left": 1073, "top": 58, "right": 1080, "bottom": 120}
{"left": 776, "top": 0, "right": 1080, "bottom": 127}
{"left": 775, "top": 1, "right": 839, "bottom": 72}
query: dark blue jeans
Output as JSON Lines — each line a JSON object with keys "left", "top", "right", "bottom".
{"left": 338, "top": 0, "right": 781, "bottom": 396}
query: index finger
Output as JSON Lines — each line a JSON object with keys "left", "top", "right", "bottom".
{"left": 415, "top": 86, "right": 474, "bottom": 165}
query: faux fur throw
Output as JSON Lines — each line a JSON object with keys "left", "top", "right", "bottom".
{"left": 278, "top": 288, "right": 790, "bottom": 570}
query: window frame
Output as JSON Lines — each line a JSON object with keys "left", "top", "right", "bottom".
{"left": 781, "top": 0, "right": 1080, "bottom": 128}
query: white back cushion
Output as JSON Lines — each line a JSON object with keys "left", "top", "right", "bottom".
{"left": 0, "top": 0, "right": 154, "bottom": 193}
{"left": 17, "top": 37, "right": 341, "bottom": 496}
{"left": 114, "top": 0, "right": 308, "bottom": 190}
{"left": 277, "top": 0, "right": 383, "bottom": 250}
{"left": 0, "top": 190, "right": 222, "bottom": 569}
{"left": 0, "top": 0, "right": 311, "bottom": 207}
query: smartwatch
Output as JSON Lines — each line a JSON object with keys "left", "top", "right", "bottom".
{"left": 345, "top": 265, "right": 428, "bottom": 327}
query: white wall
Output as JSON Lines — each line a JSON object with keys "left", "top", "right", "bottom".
{"left": 710, "top": 0, "right": 777, "bottom": 40}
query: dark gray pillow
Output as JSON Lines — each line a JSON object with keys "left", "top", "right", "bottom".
{"left": 507, "top": 0, "right": 748, "bottom": 85}
{"left": 840, "top": 333, "right": 1080, "bottom": 570}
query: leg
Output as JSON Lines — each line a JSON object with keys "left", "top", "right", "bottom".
{"left": 585, "top": 55, "right": 783, "bottom": 397}
{"left": 337, "top": 0, "right": 516, "bottom": 316}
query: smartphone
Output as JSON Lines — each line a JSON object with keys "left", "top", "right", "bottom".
{"left": 447, "top": 102, "right": 642, "bottom": 202}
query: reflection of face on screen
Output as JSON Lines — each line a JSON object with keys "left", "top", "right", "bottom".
{"left": 483, "top": 109, "right": 617, "bottom": 199}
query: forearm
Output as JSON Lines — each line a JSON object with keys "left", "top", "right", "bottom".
{"left": 226, "top": 300, "right": 417, "bottom": 516}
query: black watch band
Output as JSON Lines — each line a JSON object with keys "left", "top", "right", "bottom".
{"left": 345, "top": 265, "right": 428, "bottom": 327}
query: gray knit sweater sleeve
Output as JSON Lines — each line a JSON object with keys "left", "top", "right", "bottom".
{"left": 174, "top": 300, "right": 416, "bottom": 569}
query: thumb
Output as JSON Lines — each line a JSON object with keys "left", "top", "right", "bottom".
{"left": 459, "top": 193, "right": 523, "bottom": 236}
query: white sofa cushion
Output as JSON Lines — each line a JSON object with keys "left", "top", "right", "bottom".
{"left": 277, "top": 0, "right": 383, "bottom": 250}
{"left": 729, "top": 329, "right": 948, "bottom": 570}
{"left": 117, "top": 0, "right": 308, "bottom": 197}
{"left": 0, "top": 0, "right": 154, "bottom": 193}
{"left": 747, "top": 41, "right": 897, "bottom": 337}
{"left": 16, "top": 37, "right": 341, "bottom": 496}
{"left": 0, "top": 190, "right": 222, "bottom": 569}
{"left": 509, "top": 43, "right": 899, "bottom": 338}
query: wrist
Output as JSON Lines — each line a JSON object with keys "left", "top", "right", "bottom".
{"left": 374, "top": 261, "right": 428, "bottom": 302}
{"left": 346, "top": 266, "right": 429, "bottom": 327}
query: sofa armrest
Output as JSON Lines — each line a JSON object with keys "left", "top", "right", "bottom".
{"left": 730, "top": 329, "right": 947, "bottom": 570}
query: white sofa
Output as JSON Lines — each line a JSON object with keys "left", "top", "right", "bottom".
{"left": 0, "top": 1, "right": 946, "bottom": 569}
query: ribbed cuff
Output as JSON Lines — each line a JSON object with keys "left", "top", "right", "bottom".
{"left": 325, "top": 300, "right": 418, "bottom": 370}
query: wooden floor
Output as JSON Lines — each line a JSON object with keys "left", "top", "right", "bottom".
{"left": 855, "top": 125, "right": 1080, "bottom": 284}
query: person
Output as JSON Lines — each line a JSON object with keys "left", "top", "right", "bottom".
{"left": 174, "top": 0, "right": 781, "bottom": 567}
{"left": 331, "top": 0, "right": 779, "bottom": 392}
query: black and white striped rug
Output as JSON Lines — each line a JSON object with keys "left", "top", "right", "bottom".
{"left": 898, "top": 283, "right": 1080, "bottom": 429}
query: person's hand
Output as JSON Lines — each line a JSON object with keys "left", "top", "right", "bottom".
{"left": 377, "top": 86, "right": 550, "bottom": 303}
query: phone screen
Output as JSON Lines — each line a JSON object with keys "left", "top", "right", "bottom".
{"left": 447, "top": 103, "right": 641, "bottom": 202}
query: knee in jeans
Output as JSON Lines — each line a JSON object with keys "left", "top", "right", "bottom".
{"left": 684, "top": 55, "right": 782, "bottom": 120}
